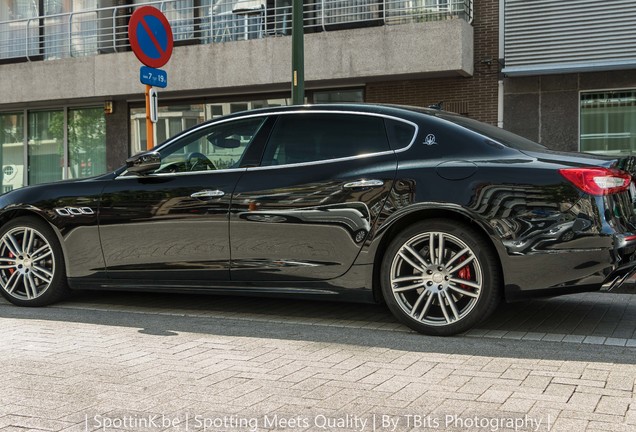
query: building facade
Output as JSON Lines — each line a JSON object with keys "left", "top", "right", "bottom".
{"left": 0, "top": 0, "right": 499, "bottom": 192}
{"left": 501, "top": 0, "right": 636, "bottom": 155}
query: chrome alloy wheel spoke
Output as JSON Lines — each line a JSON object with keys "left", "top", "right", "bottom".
{"left": 449, "top": 278, "right": 481, "bottom": 291}
{"left": 437, "top": 292, "right": 451, "bottom": 323}
{"left": 418, "top": 291, "right": 435, "bottom": 320}
{"left": 443, "top": 291, "right": 461, "bottom": 321}
{"left": 31, "top": 266, "right": 53, "bottom": 285}
{"left": 397, "top": 247, "right": 427, "bottom": 273}
{"left": 0, "top": 257, "right": 17, "bottom": 269}
{"left": 447, "top": 283, "right": 480, "bottom": 298}
{"left": 3, "top": 234, "right": 21, "bottom": 257}
{"left": 437, "top": 234, "right": 445, "bottom": 266}
{"left": 393, "top": 282, "right": 426, "bottom": 293}
{"left": 23, "top": 227, "right": 35, "bottom": 255}
{"left": 25, "top": 273, "right": 38, "bottom": 299}
{"left": 445, "top": 247, "right": 473, "bottom": 271}
{"left": 31, "top": 244, "right": 52, "bottom": 261}
{"left": 4, "top": 270, "right": 20, "bottom": 294}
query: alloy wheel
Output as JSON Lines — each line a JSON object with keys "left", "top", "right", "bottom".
{"left": 389, "top": 231, "right": 483, "bottom": 326}
{"left": 0, "top": 226, "right": 55, "bottom": 301}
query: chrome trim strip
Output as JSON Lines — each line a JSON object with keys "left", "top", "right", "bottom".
{"left": 191, "top": 190, "right": 225, "bottom": 198}
{"left": 246, "top": 151, "right": 396, "bottom": 171}
{"left": 343, "top": 179, "right": 385, "bottom": 189}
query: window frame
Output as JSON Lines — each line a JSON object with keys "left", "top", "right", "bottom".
{"left": 251, "top": 111, "right": 418, "bottom": 171}
{"left": 120, "top": 113, "right": 272, "bottom": 178}
{"left": 578, "top": 87, "right": 636, "bottom": 155}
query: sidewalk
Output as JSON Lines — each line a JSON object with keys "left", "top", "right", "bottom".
{"left": 0, "top": 290, "right": 635, "bottom": 432}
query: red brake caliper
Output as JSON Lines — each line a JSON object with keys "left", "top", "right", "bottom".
{"left": 457, "top": 256, "right": 472, "bottom": 290}
{"left": 8, "top": 252, "right": 15, "bottom": 275}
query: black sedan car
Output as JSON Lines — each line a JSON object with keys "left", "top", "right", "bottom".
{"left": 1, "top": 104, "right": 636, "bottom": 336}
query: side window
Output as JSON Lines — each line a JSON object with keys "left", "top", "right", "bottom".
{"left": 154, "top": 117, "right": 266, "bottom": 174}
{"left": 385, "top": 118, "right": 417, "bottom": 151}
{"left": 261, "top": 113, "right": 390, "bottom": 166}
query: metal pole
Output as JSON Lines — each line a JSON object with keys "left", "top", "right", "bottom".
{"left": 291, "top": 0, "right": 305, "bottom": 105}
{"left": 145, "top": 84, "right": 154, "bottom": 150}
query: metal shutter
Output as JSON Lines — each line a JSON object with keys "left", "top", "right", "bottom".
{"left": 503, "top": 0, "right": 636, "bottom": 75}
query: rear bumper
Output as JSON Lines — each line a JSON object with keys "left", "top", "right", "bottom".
{"left": 503, "top": 233, "right": 636, "bottom": 301}
{"left": 602, "top": 232, "right": 636, "bottom": 291}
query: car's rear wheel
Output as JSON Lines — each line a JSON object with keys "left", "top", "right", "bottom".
{"left": 381, "top": 219, "right": 501, "bottom": 336}
{"left": 0, "top": 217, "right": 68, "bottom": 306}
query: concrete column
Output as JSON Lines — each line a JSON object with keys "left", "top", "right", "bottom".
{"left": 105, "top": 99, "right": 130, "bottom": 172}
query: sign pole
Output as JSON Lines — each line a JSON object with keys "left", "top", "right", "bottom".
{"left": 291, "top": 0, "right": 304, "bottom": 105}
{"left": 145, "top": 84, "right": 154, "bottom": 150}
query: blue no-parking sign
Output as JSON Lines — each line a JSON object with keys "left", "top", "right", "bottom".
{"left": 128, "top": 6, "right": 173, "bottom": 69}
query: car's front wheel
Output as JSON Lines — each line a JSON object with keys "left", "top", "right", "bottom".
{"left": 381, "top": 220, "right": 501, "bottom": 336}
{"left": 0, "top": 217, "right": 69, "bottom": 306}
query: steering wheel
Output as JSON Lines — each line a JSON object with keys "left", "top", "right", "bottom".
{"left": 186, "top": 152, "right": 216, "bottom": 171}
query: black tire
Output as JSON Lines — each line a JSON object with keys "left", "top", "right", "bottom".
{"left": 0, "top": 216, "right": 69, "bottom": 306}
{"left": 380, "top": 219, "right": 501, "bottom": 336}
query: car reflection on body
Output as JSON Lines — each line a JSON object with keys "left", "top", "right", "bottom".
{"left": 1, "top": 103, "right": 636, "bottom": 336}
{"left": 238, "top": 202, "right": 372, "bottom": 243}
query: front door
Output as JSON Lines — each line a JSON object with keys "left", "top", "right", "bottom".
{"left": 99, "top": 116, "right": 269, "bottom": 282}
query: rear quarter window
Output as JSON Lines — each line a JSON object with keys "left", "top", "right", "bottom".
{"left": 385, "top": 118, "right": 417, "bottom": 151}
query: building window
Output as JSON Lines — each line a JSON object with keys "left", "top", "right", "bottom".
{"left": 0, "top": 0, "right": 39, "bottom": 60}
{"left": 0, "top": 106, "right": 108, "bottom": 187}
{"left": 130, "top": 97, "right": 290, "bottom": 155}
{"left": 580, "top": 90, "right": 636, "bottom": 155}
{"left": 28, "top": 109, "right": 65, "bottom": 185}
{"left": 44, "top": 0, "right": 99, "bottom": 59}
{"left": 313, "top": 89, "right": 364, "bottom": 104}
{"left": 68, "top": 107, "right": 106, "bottom": 179}
{"left": 0, "top": 112, "right": 25, "bottom": 191}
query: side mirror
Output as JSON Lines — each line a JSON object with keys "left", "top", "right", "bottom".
{"left": 126, "top": 151, "right": 161, "bottom": 175}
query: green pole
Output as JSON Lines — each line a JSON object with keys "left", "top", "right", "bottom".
{"left": 291, "top": 0, "right": 305, "bottom": 105}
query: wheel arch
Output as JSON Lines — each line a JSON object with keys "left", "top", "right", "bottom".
{"left": 371, "top": 207, "right": 506, "bottom": 304}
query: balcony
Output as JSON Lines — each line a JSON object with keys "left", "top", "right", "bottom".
{"left": 0, "top": 0, "right": 474, "bottom": 104}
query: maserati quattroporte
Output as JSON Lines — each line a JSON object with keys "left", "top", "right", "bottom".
{"left": 1, "top": 104, "right": 635, "bottom": 335}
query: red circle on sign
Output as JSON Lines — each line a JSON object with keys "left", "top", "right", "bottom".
{"left": 128, "top": 6, "right": 174, "bottom": 69}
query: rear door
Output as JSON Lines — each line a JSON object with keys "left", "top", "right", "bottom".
{"left": 229, "top": 111, "right": 399, "bottom": 281}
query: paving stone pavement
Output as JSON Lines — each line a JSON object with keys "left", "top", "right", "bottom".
{"left": 1, "top": 289, "right": 636, "bottom": 432}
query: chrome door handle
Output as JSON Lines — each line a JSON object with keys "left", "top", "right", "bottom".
{"left": 343, "top": 179, "right": 384, "bottom": 189}
{"left": 191, "top": 190, "right": 225, "bottom": 198}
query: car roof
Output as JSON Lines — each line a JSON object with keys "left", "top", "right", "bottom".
{"left": 213, "top": 103, "right": 441, "bottom": 121}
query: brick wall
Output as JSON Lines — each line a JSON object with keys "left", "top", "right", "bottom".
{"left": 365, "top": 0, "right": 500, "bottom": 125}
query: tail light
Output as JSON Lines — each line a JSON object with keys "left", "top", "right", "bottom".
{"left": 559, "top": 167, "right": 631, "bottom": 196}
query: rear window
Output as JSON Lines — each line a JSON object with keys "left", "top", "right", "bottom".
{"left": 261, "top": 113, "right": 390, "bottom": 166}
{"left": 437, "top": 113, "right": 547, "bottom": 152}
